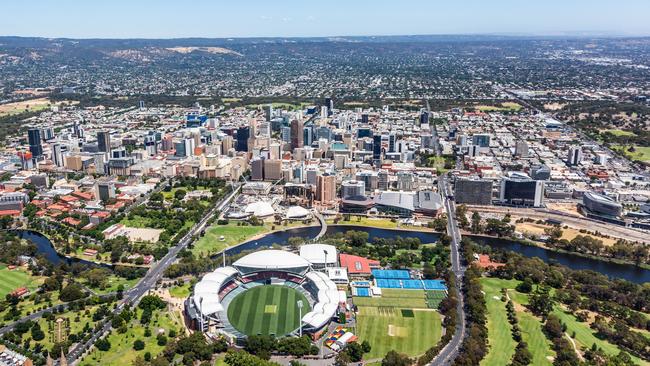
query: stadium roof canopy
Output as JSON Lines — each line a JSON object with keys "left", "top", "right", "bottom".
{"left": 299, "top": 244, "right": 338, "bottom": 265}
{"left": 233, "top": 250, "right": 311, "bottom": 271}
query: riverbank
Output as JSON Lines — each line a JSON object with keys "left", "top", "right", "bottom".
{"left": 468, "top": 232, "right": 650, "bottom": 271}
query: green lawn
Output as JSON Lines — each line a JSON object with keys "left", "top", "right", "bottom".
{"left": 0, "top": 264, "right": 42, "bottom": 298}
{"left": 612, "top": 144, "right": 650, "bottom": 162}
{"left": 227, "top": 285, "right": 310, "bottom": 336}
{"left": 480, "top": 278, "right": 517, "bottom": 366}
{"left": 192, "top": 223, "right": 269, "bottom": 256}
{"left": 480, "top": 278, "right": 554, "bottom": 366}
{"left": 169, "top": 283, "right": 191, "bottom": 298}
{"left": 602, "top": 129, "right": 636, "bottom": 137}
{"left": 356, "top": 306, "right": 442, "bottom": 359}
{"left": 80, "top": 307, "right": 183, "bottom": 366}
{"left": 353, "top": 289, "right": 429, "bottom": 309}
{"left": 552, "top": 308, "right": 648, "bottom": 366}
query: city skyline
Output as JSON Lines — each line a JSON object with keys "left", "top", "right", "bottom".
{"left": 2, "top": 0, "right": 650, "bottom": 39}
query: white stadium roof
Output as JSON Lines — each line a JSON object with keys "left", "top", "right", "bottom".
{"left": 193, "top": 266, "right": 239, "bottom": 317}
{"left": 244, "top": 201, "right": 275, "bottom": 217}
{"left": 300, "top": 244, "right": 338, "bottom": 265}
{"left": 286, "top": 205, "right": 311, "bottom": 219}
{"left": 233, "top": 250, "right": 311, "bottom": 270}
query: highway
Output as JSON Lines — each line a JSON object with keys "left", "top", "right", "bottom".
{"left": 425, "top": 99, "right": 468, "bottom": 366}
{"left": 64, "top": 184, "right": 241, "bottom": 365}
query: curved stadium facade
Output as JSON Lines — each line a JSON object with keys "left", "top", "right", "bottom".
{"left": 185, "top": 247, "right": 345, "bottom": 343}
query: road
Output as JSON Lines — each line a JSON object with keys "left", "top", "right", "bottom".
{"left": 64, "top": 184, "right": 241, "bottom": 365}
{"left": 425, "top": 99, "right": 468, "bottom": 366}
{"left": 312, "top": 210, "right": 327, "bottom": 241}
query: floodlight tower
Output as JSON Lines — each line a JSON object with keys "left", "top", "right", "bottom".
{"left": 297, "top": 300, "right": 303, "bottom": 338}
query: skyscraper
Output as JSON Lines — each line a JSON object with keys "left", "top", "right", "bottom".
{"left": 290, "top": 120, "right": 304, "bottom": 150}
{"left": 372, "top": 135, "right": 383, "bottom": 161}
{"left": 28, "top": 128, "right": 43, "bottom": 158}
{"left": 236, "top": 126, "right": 250, "bottom": 152}
{"left": 97, "top": 131, "right": 111, "bottom": 153}
{"left": 317, "top": 173, "right": 336, "bottom": 203}
{"left": 567, "top": 147, "right": 582, "bottom": 166}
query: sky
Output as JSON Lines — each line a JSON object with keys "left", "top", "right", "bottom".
{"left": 2, "top": 0, "right": 650, "bottom": 39}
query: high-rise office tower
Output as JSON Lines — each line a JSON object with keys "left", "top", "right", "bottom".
{"left": 290, "top": 120, "right": 304, "bottom": 150}
{"left": 567, "top": 147, "right": 582, "bottom": 166}
{"left": 236, "top": 126, "right": 250, "bottom": 152}
{"left": 28, "top": 128, "right": 43, "bottom": 158}
{"left": 97, "top": 131, "right": 111, "bottom": 153}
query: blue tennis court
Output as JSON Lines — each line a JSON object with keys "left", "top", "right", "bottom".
{"left": 372, "top": 269, "right": 410, "bottom": 279}
{"left": 376, "top": 278, "right": 402, "bottom": 288}
{"left": 355, "top": 287, "right": 370, "bottom": 297}
{"left": 402, "top": 279, "right": 424, "bottom": 289}
{"left": 423, "top": 280, "right": 447, "bottom": 291}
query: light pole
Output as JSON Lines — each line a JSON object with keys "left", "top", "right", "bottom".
{"left": 297, "top": 300, "right": 303, "bottom": 338}
{"left": 199, "top": 297, "right": 204, "bottom": 332}
{"left": 323, "top": 250, "right": 328, "bottom": 270}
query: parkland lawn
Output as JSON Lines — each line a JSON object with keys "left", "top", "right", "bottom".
{"left": 480, "top": 277, "right": 649, "bottom": 366}
{"left": 0, "top": 264, "right": 43, "bottom": 298}
{"left": 191, "top": 222, "right": 269, "bottom": 256}
{"left": 80, "top": 307, "right": 184, "bottom": 366}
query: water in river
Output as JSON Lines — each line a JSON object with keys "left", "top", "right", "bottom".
{"left": 19, "top": 226, "right": 650, "bottom": 283}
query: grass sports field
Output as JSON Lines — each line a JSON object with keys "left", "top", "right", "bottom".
{"left": 227, "top": 285, "right": 310, "bottom": 336}
{"left": 0, "top": 265, "right": 40, "bottom": 298}
{"left": 356, "top": 306, "right": 442, "bottom": 359}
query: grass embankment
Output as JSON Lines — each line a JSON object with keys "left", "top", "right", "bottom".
{"left": 354, "top": 289, "right": 442, "bottom": 359}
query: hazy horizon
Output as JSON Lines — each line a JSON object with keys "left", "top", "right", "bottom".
{"left": 2, "top": 0, "right": 649, "bottom": 39}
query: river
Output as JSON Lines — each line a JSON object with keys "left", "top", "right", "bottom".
{"left": 18, "top": 226, "right": 650, "bottom": 284}
{"left": 222, "top": 225, "right": 650, "bottom": 284}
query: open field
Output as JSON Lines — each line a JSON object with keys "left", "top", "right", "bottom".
{"left": 356, "top": 306, "right": 442, "bottom": 359}
{"left": 515, "top": 222, "right": 617, "bottom": 246}
{"left": 0, "top": 264, "right": 42, "bottom": 298}
{"left": 0, "top": 98, "right": 51, "bottom": 117}
{"left": 80, "top": 307, "right": 183, "bottom": 366}
{"left": 601, "top": 129, "right": 636, "bottom": 137}
{"left": 475, "top": 102, "right": 522, "bottom": 112}
{"left": 192, "top": 222, "right": 269, "bottom": 256}
{"left": 612, "top": 145, "right": 650, "bottom": 162}
{"left": 227, "top": 285, "right": 310, "bottom": 336}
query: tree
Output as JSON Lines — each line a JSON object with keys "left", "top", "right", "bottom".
{"left": 515, "top": 278, "right": 533, "bottom": 293}
{"left": 174, "top": 189, "right": 187, "bottom": 200}
{"left": 59, "top": 283, "right": 85, "bottom": 302}
{"left": 529, "top": 286, "right": 555, "bottom": 318}
{"left": 224, "top": 350, "right": 281, "bottom": 366}
{"left": 96, "top": 338, "right": 111, "bottom": 351}
{"left": 470, "top": 212, "right": 482, "bottom": 234}
{"left": 244, "top": 335, "right": 277, "bottom": 360}
{"left": 133, "top": 339, "right": 145, "bottom": 350}
{"left": 382, "top": 350, "right": 411, "bottom": 366}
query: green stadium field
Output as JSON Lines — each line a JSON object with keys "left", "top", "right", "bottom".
{"left": 0, "top": 265, "right": 39, "bottom": 298}
{"left": 227, "top": 285, "right": 311, "bottom": 336}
